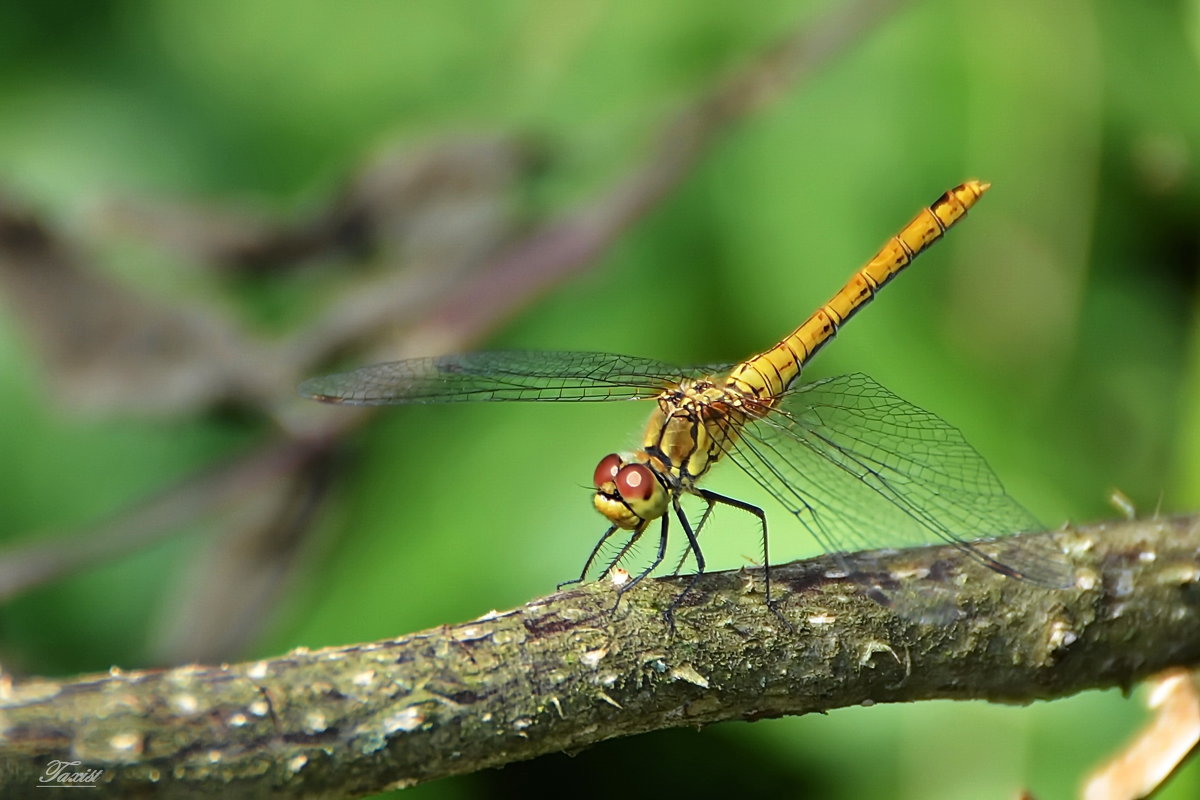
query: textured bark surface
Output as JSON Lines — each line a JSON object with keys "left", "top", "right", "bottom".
{"left": 2, "top": 514, "right": 1199, "bottom": 798}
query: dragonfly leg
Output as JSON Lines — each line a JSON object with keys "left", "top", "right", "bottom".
{"left": 667, "top": 494, "right": 718, "bottom": 576}
{"left": 695, "top": 489, "right": 784, "bottom": 617}
{"left": 559, "top": 523, "right": 621, "bottom": 591}
{"left": 600, "top": 522, "right": 650, "bottom": 582}
{"left": 611, "top": 515, "right": 671, "bottom": 613}
{"left": 663, "top": 496, "right": 708, "bottom": 629}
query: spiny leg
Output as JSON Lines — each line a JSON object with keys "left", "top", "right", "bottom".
{"left": 668, "top": 494, "right": 718, "bottom": 575}
{"left": 558, "top": 523, "right": 620, "bottom": 591}
{"left": 612, "top": 514, "right": 671, "bottom": 612}
{"left": 696, "top": 489, "right": 777, "bottom": 614}
{"left": 597, "top": 521, "right": 651, "bottom": 587}
{"left": 663, "top": 496, "right": 708, "bottom": 628}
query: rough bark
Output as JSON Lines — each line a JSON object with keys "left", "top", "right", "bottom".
{"left": 2, "top": 514, "right": 1199, "bottom": 798}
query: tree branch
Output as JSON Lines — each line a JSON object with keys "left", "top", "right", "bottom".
{"left": 3, "top": 514, "right": 1199, "bottom": 798}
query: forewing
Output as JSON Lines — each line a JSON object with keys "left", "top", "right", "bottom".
{"left": 730, "top": 373, "right": 1074, "bottom": 589}
{"left": 299, "top": 350, "right": 711, "bottom": 405}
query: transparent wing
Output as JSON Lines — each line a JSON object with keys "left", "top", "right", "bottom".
{"left": 729, "top": 373, "right": 1074, "bottom": 588}
{"left": 299, "top": 350, "right": 721, "bottom": 405}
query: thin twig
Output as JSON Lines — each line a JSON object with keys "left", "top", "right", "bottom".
{"left": 0, "top": 436, "right": 332, "bottom": 603}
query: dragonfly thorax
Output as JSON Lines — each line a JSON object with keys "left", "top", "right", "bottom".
{"left": 645, "top": 378, "right": 754, "bottom": 482}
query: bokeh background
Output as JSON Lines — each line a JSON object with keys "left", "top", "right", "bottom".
{"left": 2, "top": 1, "right": 1199, "bottom": 798}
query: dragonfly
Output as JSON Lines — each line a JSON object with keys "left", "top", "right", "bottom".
{"left": 300, "top": 181, "right": 1074, "bottom": 618}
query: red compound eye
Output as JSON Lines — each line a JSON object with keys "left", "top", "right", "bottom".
{"left": 615, "top": 464, "right": 655, "bottom": 502}
{"left": 593, "top": 453, "right": 622, "bottom": 488}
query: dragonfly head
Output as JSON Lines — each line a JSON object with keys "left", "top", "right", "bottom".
{"left": 592, "top": 452, "right": 669, "bottom": 530}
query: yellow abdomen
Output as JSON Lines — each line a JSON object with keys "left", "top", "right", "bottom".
{"left": 726, "top": 180, "right": 989, "bottom": 399}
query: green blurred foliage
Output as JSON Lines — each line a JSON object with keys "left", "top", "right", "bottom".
{"left": 1, "top": 0, "right": 1199, "bottom": 798}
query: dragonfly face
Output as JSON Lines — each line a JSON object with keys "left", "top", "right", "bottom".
{"left": 592, "top": 452, "right": 668, "bottom": 531}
